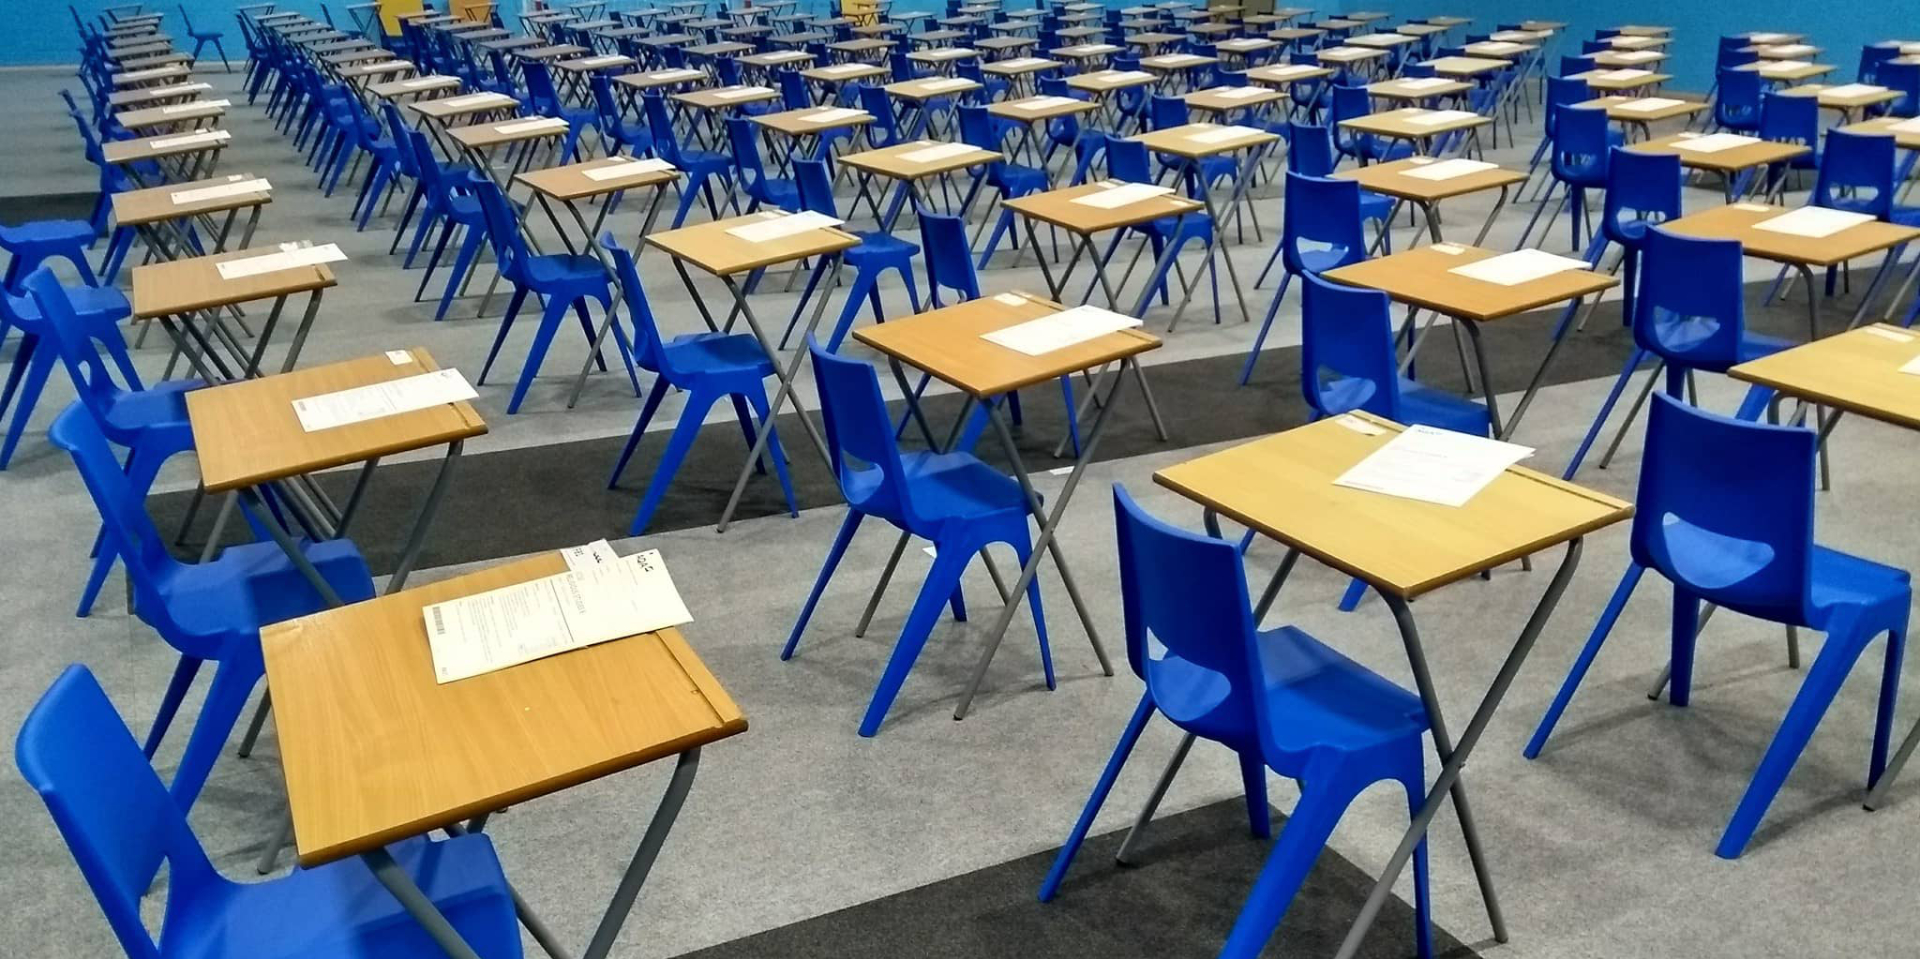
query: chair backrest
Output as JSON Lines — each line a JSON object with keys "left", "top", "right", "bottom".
{"left": 1814, "top": 129, "right": 1896, "bottom": 220}
{"left": 1579, "top": 39, "right": 1608, "bottom": 55}
{"left": 955, "top": 102, "right": 1000, "bottom": 152}
{"left": 1557, "top": 54, "right": 1594, "bottom": 77}
{"left": 809, "top": 341, "right": 918, "bottom": 518}
{"left": 1101, "top": 136, "right": 1151, "bottom": 184}
{"left": 590, "top": 72, "right": 623, "bottom": 129}
{"left": 523, "top": 60, "right": 562, "bottom": 111}
{"left": 1148, "top": 93, "right": 1187, "bottom": 129}
{"left": 1544, "top": 75, "right": 1589, "bottom": 136}
{"left": 17, "top": 664, "right": 218, "bottom": 959}
{"left": 715, "top": 55, "right": 744, "bottom": 86}
{"left": 1550, "top": 104, "right": 1610, "bottom": 182}
{"left": 1860, "top": 43, "right": 1898, "bottom": 85}
{"left": 792, "top": 156, "right": 839, "bottom": 217}
{"left": 1632, "top": 226, "right": 1748, "bottom": 374}
{"left": 1110, "top": 484, "right": 1263, "bottom": 751}
{"left": 777, "top": 67, "right": 809, "bottom": 109}
{"left": 598, "top": 234, "right": 670, "bottom": 375}
{"left": 1714, "top": 67, "right": 1761, "bottom": 126}
{"left": 643, "top": 91, "right": 684, "bottom": 163}
{"left": 1281, "top": 171, "right": 1366, "bottom": 277}
{"left": 22, "top": 267, "right": 141, "bottom": 431}
{"left": 380, "top": 100, "right": 421, "bottom": 177}
{"left": 918, "top": 210, "right": 978, "bottom": 307}
{"left": 470, "top": 174, "right": 529, "bottom": 279}
{"left": 1285, "top": 120, "right": 1335, "bottom": 175}
{"left": 1601, "top": 147, "right": 1681, "bottom": 249}
{"left": 1632, "top": 392, "right": 1815, "bottom": 623}
{"left": 1884, "top": 61, "right": 1920, "bottom": 117}
{"left": 1299, "top": 271, "right": 1401, "bottom": 422}
{"left": 855, "top": 83, "right": 898, "bottom": 140}
{"left": 1758, "top": 89, "right": 1818, "bottom": 153}
{"left": 726, "top": 115, "right": 770, "bottom": 187}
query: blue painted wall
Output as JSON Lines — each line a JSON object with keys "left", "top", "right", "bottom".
{"left": 13, "top": 1, "right": 335, "bottom": 65}
{"left": 1330, "top": 0, "right": 1891, "bottom": 92}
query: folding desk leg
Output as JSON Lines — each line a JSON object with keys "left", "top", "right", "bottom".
{"left": 363, "top": 846, "right": 489, "bottom": 959}
{"left": 1329, "top": 539, "right": 1583, "bottom": 959}
{"left": 236, "top": 487, "right": 348, "bottom": 606}
{"left": 387, "top": 441, "right": 464, "bottom": 594}
{"left": 582, "top": 748, "right": 702, "bottom": 959}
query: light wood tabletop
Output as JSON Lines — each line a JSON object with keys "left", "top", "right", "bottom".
{"left": 1613, "top": 24, "right": 1670, "bottom": 36}
{"left": 514, "top": 156, "right": 679, "bottom": 202}
{"left": 1266, "top": 27, "right": 1325, "bottom": 43}
{"left": 1367, "top": 76, "right": 1473, "bottom": 102}
{"left": 750, "top": 105, "right": 876, "bottom": 136}
{"left": 1244, "top": 62, "right": 1335, "bottom": 86}
{"left": 1002, "top": 179, "right": 1205, "bottom": 233}
{"left": 1129, "top": 121, "right": 1280, "bottom": 158}
{"left": 801, "top": 61, "right": 889, "bottom": 84}
{"left": 446, "top": 116, "right": 570, "bottom": 150}
{"left": 1749, "top": 42, "right": 1823, "bottom": 59}
{"left": 263, "top": 550, "right": 745, "bottom": 867}
{"left": 1777, "top": 82, "right": 1903, "bottom": 112}
{"left": 100, "top": 129, "right": 231, "bottom": 165}
{"left": 1589, "top": 49, "right": 1669, "bottom": 70}
{"left": 1572, "top": 95, "right": 1708, "bottom": 123}
{"left": 1333, "top": 156, "right": 1526, "bottom": 203}
{"left": 1732, "top": 60, "right": 1835, "bottom": 82}
{"left": 990, "top": 93, "right": 1102, "bottom": 122}
{"left": 111, "top": 63, "right": 192, "bottom": 86}
{"left": 884, "top": 75, "right": 983, "bottom": 100}
{"left": 1317, "top": 45, "right": 1389, "bottom": 65}
{"left": 1337, "top": 107, "right": 1489, "bottom": 140}
{"left": 645, "top": 210, "right": 861, "bottom": 276}
{"left": 187, "top": 349, "right": 487, "bottom": 492}
{"left": 1324, "top": 243, "right": 1618, "bottom": 322}
{"left": 839, "top": 139, "right": 1003, "bottom": 181}
{"left": 409, "top": 91, "right": 520, "bottom": 121}
{"left": 673, "top": 84, "right": 782, "bottom": 110}
{"left": 1627, "top": 132, "right": 1810, "bottom": 174}
{"left": 338, "top": 59, "right": 417, "bottom": 81}
{"left": 1659, "top": 202, "right": 1920, "bottom": 269}
{"left": 109, "top": 80, "right": 210, "bottom": 108}
{"left": 553, "top": 53, "right": 637, "bottom": 73}
{"left": 611, "top": 67, "right": 711, "bottom": 91}
{"left": 110, "top": 173, "right": 271, "bottom": 226}
{"left": 1566, "top": 67, "right": 1671, "bottom": 92}
{"left": 114, "top": 99, "right": 227, "bottom": 131}
{"left": 685, "top": 40, "right": 754, "bottom": 57}
{"left": 1140, "top": 51, "right": 1220, "bottom": 71}
{"left": 130, "top": 247, "right": 337, "bottom": 320}
{"left": 1066, "top": 68, "right": 1159, "bottom": 93}
{"left": 1459, "top": 40, "right": 1535, "bottom": 59}
{"left": 1153, "top": 413, "right": 1633, "bottom": 598}
{"left": 983, "top": 56, "right": 1060, "bottom": 77}
{"left": 1423, "top": 55, "right": 1510, "bottom": 78}
{"left": 1729, "top": 324, "right": 1920, "bottom": 431}
{"left": 1184, "top": 84, "right": 1287, "bottom": 113}
{"left": 852, "top": 290, "right": 1161, "bottom": 397}
{"left": 371, "top": 75, "right": 463, "bottom": 99}
{"left": 1842, "top": 116, "right": 1920, "bottom": 149}
{"left": 517, "top": 43, "right": 593, "bottom": 61}
{"left": 324, "top": 47, "right": 396, "bottom": 66}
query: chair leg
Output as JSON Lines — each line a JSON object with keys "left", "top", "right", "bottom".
{"left": 504, "top": 294, "right": 576, "bottom": 414}
{"left": 1716, "top": 614, "right": 1880, "bottom": 859}
{"left": 1671, "top": 587, "right": 1702, "bottom": 708}
{"left": 1873, "top": 626, "right": 1906, "bottom": 787}
{"left": 1240, "top": 752, "right": 1271, "bottom": 839}
{"left": 782, "top": 510, "right": 865, "bottom": 660}
{"left": 0, "top": 335, "right": 57, "bottom": 469}
{"left": 1038, "top": 694, "right": 1156, "bottom": 902}
{"left": 627, "top": 388, "right": 720, "bottom": 535}
{"left": 1336, "top": 576, "right": 1368, "bottom": 612}
{"left": 1009, "top": 533, "right": 1052, "bottom": 689}
{"left": 744, "top": 388, "right": 799, "bottom": 517}
{"left": 477, "top": 286, "right": 530, "bottom": 385}
{"left": 433, "top": 225, "right": 488, "bottom": 321}
{"left": 1524, "top": 562, "right": 1647, "bottom": 758}
{"left": 1238, "top": 271, "right": 1292, "bottom": 386}
{"left": 76, "top": 442, "right": 169, "bottom": 617}
{"left": 1217, "top": 769, "right": 1366, "bottom": 959}
{"left": 824, "top": 267, "right": 876, "bottom": 351}
{"left": 857, "top": 544, "right": 972, "bottom": 737}
{"left": 166, "top": 660, "right": 261, "bottom": 812}
{"left": 143, "top": 655, "right": 204, "bottom": 758}
{"left": 608, "top": 376, "right": 670, "bottom": 488}
{"left": 1562, "top": 347, "right": 1650, "bottom": 480}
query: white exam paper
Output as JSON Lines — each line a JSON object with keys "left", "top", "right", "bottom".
{"left": 712, "top": 85, "right": 774, "bottom": 99}
{"left": 1333, "top": 424, "right": 1533, "bottom": 507}
{"left": 1752, "top": 206, "right": 1875, "bottom": 239}
{"left": 149, "top": 130, "right": 231, "bottom": 148}
{"left": 215, "top": 242, "right": 346, "bottom": 280}
{"left": 290, "top": 367, "right": 476, "bottom": 432}
{"left": 402, "top": 76, "right": 455, "bottom": 88}
{"left": 582, "top": 157, "right": 674, "bottom": 180}
{"left": 1616, "top": 96, "right": 1684, "bottom": 112}
{"left": 1863, "top": 326, "right": 1913, "bottom": 342}
{"left": 161, "top": 98, "right": 230, "bottom": 114}
{"left": 1401, "top": 158, "right": 1495, "bottom": 180}
{"left": 1449, "top": 248, "right": 1588, "bottom": 286}
{"left": 443, "top": 91, "right": 515, "bottom": 107}
{"left": 1759, "top": 60, "right": 1812, "bottom": 74}
{"left": 1891, "top": 117, "right": 1920, "bottom": 134}
{"left": 899, "top": 141, "right": 983, "bottom": 163}
{"left": 422, "top": 549, "right": 693, "bottom": 684}
{"left": 495, "top": 117, "right": 568, "bottom": 134}
{"left": 170, "top": 177, "right": 271, "bottom": 204}
{"left": 648, "top": 68, "right": 706, "bottom": 80}
{"left": 1013, "top": 95, "right": 1077, "bottom": 110}
{"left": 1407, "top": 109, "right": 1479, "bottom": 126}
{"left": 725, "top": 210, "right": 843, "bottom": 242}
{"left": 981, "top": 304, "right": 1139, "bottom": 356}
{"left": 1608, "top": 50, "right": 1660, "bottom": 62}
{"left": 1072, "top": 181, "right": 1173, "bottom": 208}
{"left": 1188, "top": 124, "right": 1262, "bottom": 143}
{"left": 1821, "top": 83, "right": 1887, "bottom": 98}
{"left": 1671, "top": 132, "right": 1756, "bottom": 153}
{"left": 560, "top": 538, "right": 621, "bottom": 572}
{"left": 1211, "top": 85, "right": 1268, "bottom": 99}
{"left": 1396, "top": 76, "right": 1455, "bottom": 90}
{"left": 805, "top": 107, "right": 868, "bottom": 123}
{"left": 1596, "top": 68, "right": 1653, "bottom": 80}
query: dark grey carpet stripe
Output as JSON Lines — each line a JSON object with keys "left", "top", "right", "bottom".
{"left": 149, "top": 283, "right": 1833, "bottom": 575}
{"left": 0, "top": 192, "right": 100, "bottom": 225}
{"left": 671, "top": 797, "right": 1481, "bottom": 959}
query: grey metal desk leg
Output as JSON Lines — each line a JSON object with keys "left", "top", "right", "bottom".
{"left": 387, "top": 440, "right": 464, "bottom": 594}
{"left": 242, "top": 295, "right": 288, "bottom": 378}
{"left": 1497, "top": 295, "right": 1583, "bottom": 441}
{"left": 280, "top": 289, "right": 325, "bottom": 373}
{"left": 363, "top": 846, "right": 489, "bottom": 959}
{"left": 236, "top": 487, "right": 347, "bottom": 606}
{"left": 582, "top": 748, "right": 702, "bottom": 959}
{"left": 1329, "top": 538, "right": 1583, "bottom": 959}
{"left": 953, "top": 372, "right": 1120, "bottom": 721}
{"left": 1455, "top": 316, "right": 1502, "bottom": 436}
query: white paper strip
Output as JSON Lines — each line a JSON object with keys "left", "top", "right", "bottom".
{"left": 981, "top": 304, "right": 1140, "bottom": 355}
{"left": 917, "top": 77, "right": 975, "bottom": 91}
{"left": 1616, "top": 96, "right": 1684, "bottom": 112}
{"left": 582, "top": 157, "right": 675, "bottom": 180}
{"left": 1188, "top": 124, "right": 1263, "bottom": 143}
{"left": 1752, "top": 206, "right": 1875, "bottom": 238}
{"left": 292, "top": 367, "right": 474, "bottom": 432}
{"left": 1333, "top": 424, "right": 1533, "bottom": 507}
{"left": 996, "top": 57, "right": 1051, "bottom": 68}
{"left": 572, "top": 54, "right": 627, "bottom": 66}
{"left": 805, "top": 107, "right": 868, "bottom": 123}
{"left": 1758, "top": 60, "right": 1813, "bottom": 73}
{"left": 647, "top": 67, "right": 706, "bottom": 80}
{"left": 216, "top": 242, "right": 346, "bottom": 280}
{"left": 1607, "top": 50, "right": 1661, "bottom": 62}
{"left": 712, "top": 85, "right": 774, "bottom": 99}
{"left": 1822, "top": 83, "right": 1888, "bottom": 98}
{"left": 495, "top": 117, "right": 568, "bottom": 134}
{"left": 1211, "top": 85, "right": 1268, "bottom": 99}
{"left": 1406, "top": 108, "right": 1480, "bottom": 126}
{"left": 1863, "top": 326, "right": 1914, "bottom": 342}
{"left": 899, "top": 141, "right": 985, "bottom": 163}
{"left": 559, "top": 538, "right": 620, "bottom": 573}
{"left": 725, "top": 210, "right": 843, "bottom": 242}
{"left": 148, "top": 129, "right": 231, "bottom": 148}
{"left": 401, "top": 75, "right": 456, "bottom": 88}
{"left": 1595, "top": 68, "right": 1653, "bottom": 81}
{"left": 1396, "top": 76, "right": 1455, "bottom": 90}
{"left": 1671, "top": 132, "right": 1757, "bottom": 153}
{"left": 1401, "top": 158, "right": 1496, "bottom": 180}
{"left": 161, "top": 98, "right": 230, "bottom": 114}
{"left": 1072, "top": 181, "right": 1173, "bottom": 208}
{"left": 1011, "top": 94, "right": 1078, "bottom": 111}
{"left": 170, "top": 177, "right": 271, "bottom": 204}
{"left": 442, "top": 91, "right": 515, "bottom": 107}
{"left": 1448, "top": 248, "right": 1588, "bottom": 286}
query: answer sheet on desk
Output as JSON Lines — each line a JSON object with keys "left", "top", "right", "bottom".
{"left": 1333, "top": 425, "right": 1533, "bottom": 507}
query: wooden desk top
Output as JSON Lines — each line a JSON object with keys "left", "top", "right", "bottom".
{"left": 1130, "top": 121, "right": 1280, "bottom": 158}
{"left": 515, "top": 156, "right": 679, "bottom": 201}
{"left": 1337, "top": 107, "right": 1489, "bottom": 139}
{"left": 1333, "top": 156, "right": 1525, "bottom": 203}
{"left": 338, "top": 58, "right": 416, "bottom": 80}
{"left": 1660, "top": 202, "right": 1920, "bottom": 269}
{"left": 840, "top": 139, "right": 1002, "bottom": 180}
{"left": 686, "top": 40, "right": 754, "bottom": 57}
{"left": 1626, "top": 132, "right": 1810, "bottom": 172}
{"left": 646, "top": 211, "right": 860, "bottom": 276}
{"left": 101, "top": 129, "right": 231, "bottom": 165}
{"left": 447, "top": 116, "right": 569, "bottom": 149}
{"left": 189, "top": 349, "right": 487, "bottom": 491}
{"left": 1613, "top": 24, "right": 1670, "bottom": 36}
{"left": 323, "top": 47, "right": 396, "bottom": 66}
{"left": 409, "top": 92, "right": 519, "bottom": 120}
{"left": 1051, "top": 42, "right": 1123, "bottom": 58}
{"left": 1317, "top": 45, "right": 1389, "bottom": 64}
{"left": 738, "top": 49, "right": 813, "bottom": 68}
{"left": 131, "top": 246, "right": 336, "bottom": 319}
{"left": 264, "top": 551, "right": 745, "bottom": 867}
{"left": 518, "top": 43, "right": 592, "bottom": 61}
{"left": 111, "top": 63, "right": 191, "bottom": 86}
{"left": 612, "top": 67, "right": 711, "bottom": 90}
{"left": 853, "top": 291, "right": 1161, "bottom": 397}
{"left": 983, "top": 56, "right": 1061, "bottom": 76}
{"left": 1325, "top": 243, "right": 1617, "bottom": 322}
{"left": 1459, "top": 40, "right": 1534, "bottom": 59}
{"left": 1367, "top": 77, "right": 1472, "bottom": 101}
{"left": 885, "top": 76, "right": 984, "bottom": 100}
{"left": 673, "top": 84, "right": 782, "bottom": 109}
{"left": 1154, "top": 413, "right": 1632, "bottom": 598}
{"left": 371, "top": 75, "right": 463, "bottom": 99}
{"left": 1778, "top": 83, "right": 1903, "bottom": 110}
{"left": 110, "top": 173, "right": 271, "bottom": 226}
{"left": 1141, "top": 52, "right": 1220, "bottom": 70}
{"left": 479, "top": 35, "right": 545, "bottom": 51}
{"left": 1125, "top": 30, "right": 1187, "bottom": 45}
{"left": 1067, "top": 68, "right": 1160, "bottom": 92}
{"left": 802, "top": 62, "right": 889, "bottom": 83}
{"left": 1730, "top": 324, "right": 1920, "bottom": 431}
{"left": 1566, "top": 68, "right": 1671, "bottom": 91}
{"left": 554, "top": 53, "right": 637, "bottom": 72}
{"left": 115, "top": 99, "right": 226, "bottom": 130}
{"left": 1002, "top": 179, "right": 1205, "bottom": 233}
{"left": 750, "top": 105, "right": 875, "bottom": 136}
{"left": 1215, "top": 36, "right": 1280, "bottom": 52}
{"left": 1573, "top": 95, "right": 1708, "bottom": 123}
{"left": 1733, "top": 60, "right": 1835, "bottom": 81}
{"left": 108, "top": 81, "right": 209, "bottom": 107}
{"left": 1749, "top": 42, "right": 1823, "bottom": 59}
{"left": 1424, "top": 55, "right": 1510, "bottom": 77}
{"left": 1185, "top": 84, "right": 1287, "bottom": 112}
{"left": 990, "top": 94, "right": 1102, "bottom": 122}
{"left": 1244, "top": 62, "right": 1335, "bottom": 86}
{"left": 1842, "top": 116, "right": 1920, "bottom": 150}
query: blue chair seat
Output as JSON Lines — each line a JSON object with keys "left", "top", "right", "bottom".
{"left": 63, "top": 285, "right": 134, "bottom": 318}
{"left": 99, "top": 378, "right": 199, "bottom": 436}
{"left": 1319, "top": 375, "right": 1489, "bottom": 438}
{"left": 524, "top": 252, "right": 608, "bottom": 285}
{"left": 1360, "top": 189, "right": 1394, "bottom": 224}
{"left": 1808, "top": 547, "right": 1912, "bottom": 617}
{"left": 169, "top": 538, "right": 375, "bottom": 636}
{"left": 662, "top": 331, "right": 775, "bottom": 377}
{"left": 185, "top": 835, "right": 518, "bottom": 959}
{"left": 845, "top": 230, "right": 920, "bottom": 261}
{"left": 1737, "top": 330, "right": 1794, "bottom": 362}
{"left": 844, "top": 450, "right": 1030, "bottom": 522}
{"left": 996, "top": 163, "right": 1048, "bottom": 195}
{"left": 0, "top": 220, "right": 95, "bottom": 249}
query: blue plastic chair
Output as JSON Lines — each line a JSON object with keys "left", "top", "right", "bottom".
{"left": 18, "top": 664, "right": 524, "bottom": 959}
{"left": 788, "top": 157, "right": 922, "bottom": 350}
{"left": 958, "top": 103, "right": 1049, "bottom": 267}
{"left": 471, "top": 176, "right": 622, "bottom": 413}
{"left": 1242, "top": 171, "right": 1368, "bottom": 385}
{"left": 782, "top": 343, "right": 1052, "bottom": 737}
{"left": 1102, "top": 137, "right": 1225, "bottom": 326}
{"left": 523, "top": 61, "right": 595, "bottom": 161}
{"left": 1517, "top": 104, "right": 1617, "bottom": 251}
{"left": 591, "top": 73, "right": 655, "bottom": 158}
{"left": 1527, "top": 393, "right": 1909, "bottom": 858}
{"left": 726, "top": 115, "right": 800, "bottom": 213}
{"left": 857, "top": 83, "right": 906, "bottom": 150}
{"left": 1567, "top": 147, "right": 1682, "bottom": 357}
{"left": 1525, "top": 76, "right": 1592, "bottom": 189}
{"left": 0, "top": 273, "right": 139, "bottom": 470}
{"left": 177, "top": 3, "right": 232, "bottom": 72}
{"left": 601, "top": 235, "right": 797, "bottom": 534}
{"left": 0, "top": 220, "right": 98, "bottom": 290}
{"left": 46, "top": 403, "right": 375, "bottom": 814}
{"left": 24, "top": 267, "right": 197, "bottom": 618}
{"left": 1038, "top": 484, "right": 1432, "bottom": 959}
{"left": 1713, "top": 67, "right": 1762, "bottom": 133}
{"left": 1330, "top": 84, "right": 1414, "bottom": 165}
{"left": 1564, "top": 225, "right": 1789, "bottom": 483}
{"left": 1279, "top": 120, "right": 1391, "bottom": 246}
{"left": 644, "top": 91, "right": 737, "bottom": 226}
{"left": 401, "top": 129, "right": 491, "bottom": 320}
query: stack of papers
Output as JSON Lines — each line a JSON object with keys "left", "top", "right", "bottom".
{"left": 1752, "top": 206, "right": 1875, "bottom": 238}
{"left": 1189, "top": 124, "right": 1263, "bottom": 143}
{"left": 496, "top": 116, "right": 568, "bottom": 134}
{"left": 423, "top": 547, "right": 693, "bottom": 684}
{"left": 1822, "top": 83, "right": 1888, "bottom": 98}
{"left": 582, "top": 157, "right": 675, "bottom": 180}
{"left": 981, "top": 304, "right": 1140, "bottom": 356}
{"left": 805, "top": 107, "right": 868, "bottom": 123}
{"left": 150, "top": 130, "right": 231, "bottom": 148}
{"left": 1401, "top": 158, "right": 1496, "bottom": 180}
{"left": 713, "top": 85, "right": 774, "bottom": 99}
{"left": 725, "top": 210, "right": 843, "bottom": 242}
{"left": 1671, "top": 132, "right": 1757, "bottom": 153}
{"left": 1012, "top": 95, "right": 1078, "bottom": 111}
{"left": 1072, "top": 181, "right": 1173, "bottom": 208}
{"left": 1448, "top": 248, "right": 1588, "bottom": 286}
{"left": 217, "top": 241, "right": 347, "bottom": 281}
{"left": 291, "top": 367, "right": 476, "bottom": 432}
{"left": 161, "top": 98, "right": 230, "bottom": 113}
{"left": 1407, "top": 109, "right": 1480, "bottom": 126}
{"left": 1617, "top": 96, "right": 1686, "bottom": 112}
{"left": 171, "top": 177, "right": 271, "bottom": 204}
{"left": 899, "top": 141, "right": 984, "bottom": 163}
{"left": 1333, "top": 424, "right": 1534, "bottom": 507}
